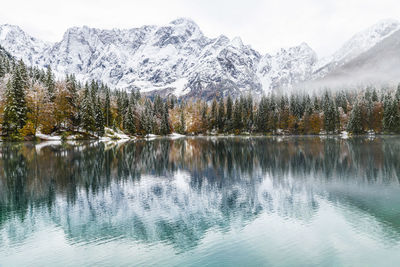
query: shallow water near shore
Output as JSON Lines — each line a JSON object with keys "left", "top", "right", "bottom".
{"left": 0, "top": 136, "right": 400, "bottom": 266}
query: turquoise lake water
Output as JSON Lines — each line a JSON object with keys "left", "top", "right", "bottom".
{"left": 0, "top": 137, "right": 400, "bottom": 266}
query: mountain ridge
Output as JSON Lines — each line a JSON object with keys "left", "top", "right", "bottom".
{"left": 1, "top": 18, "right": 399, "bottom": 98}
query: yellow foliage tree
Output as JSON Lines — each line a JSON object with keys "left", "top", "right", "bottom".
{"left": 309, "top": 113, "right": 323, "bottom": 134}
{"left": 53, "top": 82, "right": 72, "bottom": 129}
{"left": 26, "top": 82, "right": 55, "bottom": 135}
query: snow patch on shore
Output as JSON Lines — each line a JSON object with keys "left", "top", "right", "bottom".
{"left": 36, "top": 133, "right": 62, "bottom": 141}
{"left": 103, "top": 127, "right": 133, "bottom": 140}
{"left": 169, "top": 133, "right": 185, "bottom": 139}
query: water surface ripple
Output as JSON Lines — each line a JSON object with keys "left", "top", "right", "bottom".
{"left": 0, "top": 137, "right": 400, "bottom": 266}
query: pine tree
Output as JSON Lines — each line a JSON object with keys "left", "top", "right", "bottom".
{"left": 383, "top": 94, "right": 400, "bottom": 133}
{"left": 313, "top": 96, "right": 320, "bottom": 112}
{"left": 129, "top": 89, "right": 136, "bottom": 107}
{"left": 366, "top": 95, "right": 374, "bottom": 130}
{"left": 256, "top": 96, "right": 268, "bottom": 132}
{"left": 139, "top": 110, "right": 148, "bottom": 135}
{"left": 244, "top": 95, "right": 254, "bottom": 131}
{"left": 290, "top": 94, "right": 297, "bottom": 117}
{"left": 304, "top": 95, "right": 312, "bottom": 115}
{"left": 336, "top": 90, "right": 348, "bottom": 113}
{"left": 90, "top": 80, "right": 98, "bottom": 102}
{"left": 81, "top": 85, "right": 95, "bottom": 133}
{"left": 395, "top": 83, "right": 400, "bottom": 102}
{"left": 303, "top": 95, "right": 314, "bottom": 134}
{"left": 168, "top": 95, "right": 176, "bottom": 109}
{"left": 153, "top": 95, "right": 163, "bottom": 117}
{"left": 65, "top": 74, "right": 80, "bottom": 130}
{"left": 0, "top": 59, "right": 5, "bottom": 78}
{"left": 141, "top": 99, "right": 153, "bottom": 134}
{"left": 45, "top": 66, "right": 55, "bottom": 101}
{"left": 233, "top": 99, "right": 242, "bottom": 132}
{"left": 201, "top": 103, "right": 208, "bottom": 133}
{"left": 279, "top": 96, "right": 289, "bottom": 129}
{"left": 322, "top": 92, "right": 339, "bottom": 133}
{"left": 217, "top": 98, "right": 225, "bottom": 132}
{"left": 347, "top": 100, "right": 364, "bottom": 134}
{"left": 210, "top": 98, "right": 217, "bottom": 130}
{"left": 93, "top": 97, "right": 105, "bottom": 136}
{"left": 268, "top": 95, "right": 278, "bottom": 132}
{"left": 125, "top": 105, "right": 136, "bottom": 135}
{"left": 104, "top": 88, "right": 112, "bottom": 127}
{"left": 2, "top": 63, "right": 28, "bottom": 137}
{"left": 160, "top": 102, "right": 171, "bottom": 135}
{"left": 178, "top": 109, "right": 186, "bottom": 134}
{"left": 225, "top": 95, "right": 233, "bottom": 132}
{"left": 372, "top": 89, "right": 379, "bottom": 102}
{"left": 115, "top": 90, "right": 128, "bottom": 129}
{"left": 135, "top": 90, "right": 141, "bottom": 101}
{"left": 17, "top": 60, "right": 29, "bottom": 87}
{"left": 226, "top": 96, "right": 233, "bottom": 120}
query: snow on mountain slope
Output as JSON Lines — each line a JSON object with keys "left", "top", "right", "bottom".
{"left": 184, "top": 36, "right": 264, "bottom": 98}
{"left": 312, "top": 28, "right": 400, "bottom": 88}
{"left": 0, "top": 18, "right": 399, "bottom": 98}
{"left": 0, "top": 19, "right": 316, "bottom": 98}
{"left": 313, "top": 19, "right": 400, "bottom": 78}
{"left": 257, "top": 42, "right": 317, "bottom": 94}
{"left": 0, "top": 24, "right": 50, "bottom": 65}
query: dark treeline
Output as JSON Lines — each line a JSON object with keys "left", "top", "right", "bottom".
{"left": 0, "top": 48, "right": 175, "bottom": 140}
{"left": 193, "top": 86, "right": 400, "bottom": 135}
{"left": 2, "top": 45, "right": 400, "bottom": 140}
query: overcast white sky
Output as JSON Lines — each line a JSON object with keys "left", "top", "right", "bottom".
{"left": 0, "top": 0, "right": 399, "bottom": 57}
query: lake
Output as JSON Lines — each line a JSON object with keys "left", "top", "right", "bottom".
{"left": 0, "top": 137, "right": 400, "bottom": 266}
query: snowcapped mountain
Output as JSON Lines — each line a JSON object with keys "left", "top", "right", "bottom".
{"left": 0, "top": 24, "right": 50, "bottom": 65}
{"left": 313, "top": 19, "right": 400, "bottom": 78}
{"left": 1, "top": 18, "right": 400, "bottom": 98}
{"left": 313, "top": 27, "right": 400, "bottom": 87}
{"left": 257, "top": 42, "right": 317, "bottom": 93}
{"left": 0, "top": 18, "right": 316, "bottom": 98}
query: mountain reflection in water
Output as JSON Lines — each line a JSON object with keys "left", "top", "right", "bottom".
{"left": 0, "top": 137, "right": 400, "bottom": 266}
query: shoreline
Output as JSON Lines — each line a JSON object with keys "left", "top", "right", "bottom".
{"left": 1, "top": 132, "right": 397, "bottom": 143}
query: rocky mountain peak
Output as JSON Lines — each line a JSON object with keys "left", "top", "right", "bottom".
{"left": 1, "top": 18, "right": 399, "bottom": 98}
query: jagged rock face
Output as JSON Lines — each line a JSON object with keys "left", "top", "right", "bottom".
{"left": 0, "top": 45, "right": 12, "bottom": 60}
{"left": 0, "top": 18, "right": 317, "bottom": 98}
{"left": 1, "top": 18, "right": 400, "bottom": 97}
{"left": 257, "top": 43, "right": 317, "bottom": 94}
{"left": 0, "top": 24, "right": 49, "bottom": 65}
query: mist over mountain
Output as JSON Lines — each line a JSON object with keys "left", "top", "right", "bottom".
{"left": 310, "top": 27, "right": 400, "bottom": 89}
{"left": 1, "top": 18, "right": 399, "bottom": 98}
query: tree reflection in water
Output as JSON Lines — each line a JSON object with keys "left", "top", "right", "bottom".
{"left": 0, "top": 137, "right": 400, "bottom": 250}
